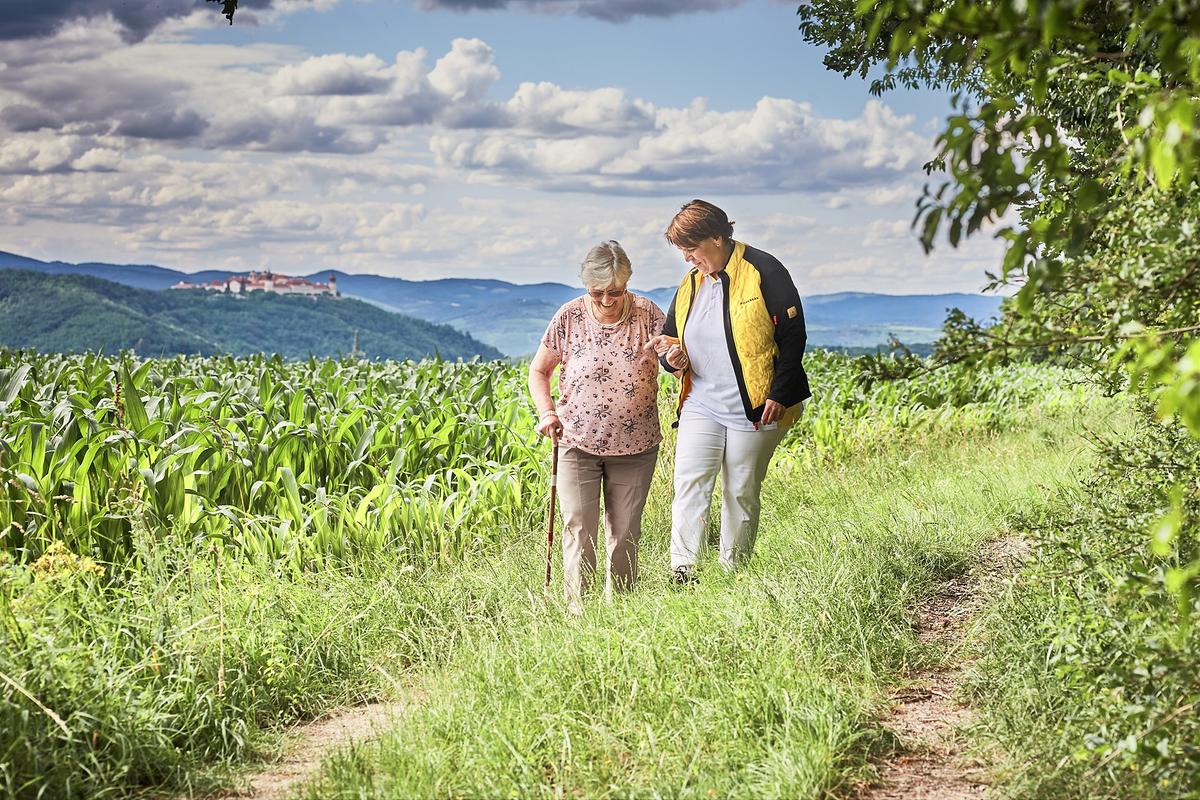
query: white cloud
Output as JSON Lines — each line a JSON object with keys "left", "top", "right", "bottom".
{"left": 0, "top": 132, "right": 86, "bottom": 173}
{"left": 503, "top": 82, "right": 654, "bottom": 135}
{"left": 71, "top": 147, "right": 122, "bottom": 171}
{"left": 0, "top": 25, "right": 998, "bottom": 295}
{"left": 434, "top": 96, "right": 930, "bottom": 195}
{"left": 428, "top": 38, "right": 500, "bottom": 104}
{"left": 271, "top": 53, "right": 392, "bottom": 95}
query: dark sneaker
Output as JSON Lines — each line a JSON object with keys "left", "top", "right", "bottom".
{"left": 670, "top": 565, "right": 698, "bottom": 587}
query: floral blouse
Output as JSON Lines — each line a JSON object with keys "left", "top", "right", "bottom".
{"left": 541, "top": 294, "right": 665, "bottom": 456}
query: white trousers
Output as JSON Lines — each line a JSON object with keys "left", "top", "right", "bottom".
{"left": 670, "top": 408, "right": 788, "bottom": 570}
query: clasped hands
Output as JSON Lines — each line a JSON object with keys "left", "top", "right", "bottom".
{"left": 644, "top": 335, "right": 689, "bottom": 370}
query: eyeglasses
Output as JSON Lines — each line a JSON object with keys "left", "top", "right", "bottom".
{"left": 587, "top": 288, "right": 627, "bottom": 301}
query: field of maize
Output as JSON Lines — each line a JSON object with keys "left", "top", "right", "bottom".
{"left": 0, "top": 349, "right": 1084, "bottom": 571}
{"left": 0, "top": 353, "right": 544, "bottom": 569}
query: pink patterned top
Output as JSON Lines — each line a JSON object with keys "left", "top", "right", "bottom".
{"left": 541, "top": 294, "right": 666, "bottom": 456}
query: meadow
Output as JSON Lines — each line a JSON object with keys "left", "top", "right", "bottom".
{"left": 3, "top": 348, "right": 1185, "bottom": 799}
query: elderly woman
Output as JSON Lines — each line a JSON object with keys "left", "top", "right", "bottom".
{"left": 528, "top": 240, "right": 666, "bottom": 614}
{"left": 646, "top": 200, "right": 810, "bottom": 584}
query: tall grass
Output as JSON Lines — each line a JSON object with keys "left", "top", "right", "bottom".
{"left": 298, "top": 403, "right": 1108, "bottom": 799}
{"left": 969, "top": 405, "right": 1200, "bottom": 798}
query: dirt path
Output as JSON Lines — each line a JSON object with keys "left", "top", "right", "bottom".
{"left": 217, "top": 700, "right": 408, "bottom": 800}
{"left": 858, "top": 537, "right": 1028, "bottom": 800}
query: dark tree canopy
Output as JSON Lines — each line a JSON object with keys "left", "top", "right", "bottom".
{"left": 798, "top": 0, "right": 1200, "bottom": 431}
{"left": 207, "top": 0, "right": 239, "bottom": 24}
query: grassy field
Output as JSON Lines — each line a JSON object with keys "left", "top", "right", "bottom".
{"left": 293, "top": 400, "right": 1113, "bottom": 799}
{"left": 0, "top": 349, "right": 1114, "bottom": 798}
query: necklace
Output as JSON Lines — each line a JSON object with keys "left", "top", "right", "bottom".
{"left": 587, "top": 293, "right": 632, "bottom": 327}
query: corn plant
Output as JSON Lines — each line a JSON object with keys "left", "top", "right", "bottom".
{"left": 0, "top": 352, "right": 544, "bottom": 568}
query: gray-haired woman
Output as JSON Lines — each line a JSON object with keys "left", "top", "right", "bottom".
{"left": 528, "top": 241, "right": 666, "bottom": 614}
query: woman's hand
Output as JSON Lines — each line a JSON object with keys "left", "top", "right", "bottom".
{"left": 537, "top": 412, "right": 563, "bottom": 442}
{"left": 760, "top": 399, "right": 786, "bottom": 425}
{"left": 645, "top": 335, "right": 689, "bottom": 371}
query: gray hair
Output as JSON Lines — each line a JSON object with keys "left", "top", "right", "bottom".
{"left": 579, "top": 240, "right": 632, "bottom": 289}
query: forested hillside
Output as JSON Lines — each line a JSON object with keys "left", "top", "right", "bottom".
{"left": 0, "top": 270, "right": 503, "bottom": 361}
{"left": 0, "top": 250, "right": 1003, "bottom": 355}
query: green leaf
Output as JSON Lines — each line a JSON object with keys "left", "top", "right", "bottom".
{"left": 279, "top": 466, "right": 304, "bottom": 527}
{"left": 1076, "top": 179, "right": 1105, "bottom": 211}
{"left": 0, "top": 365, "right": 30, "bottom": 405}
{"left": 119, "top": 361, "right": 150, "bottom": 433}
{"left": 1151, "top": 511, "right": 1180, "bottom": 556}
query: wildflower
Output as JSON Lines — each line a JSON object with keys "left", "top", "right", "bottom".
{"left": 30, "top": 541, "right": 105, "bottom": 579}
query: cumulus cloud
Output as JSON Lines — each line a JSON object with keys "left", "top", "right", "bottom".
{"left": 0, "top": 32, "right": 497, "bottom": 154}
{"left": 0, "top": 38, "right": 210, "bottom": 143}
{"left": 115, "top": 108, "right": 209, "bottom": 140}
{"left": 313, "top": 40, "right": 503, "bottom": 128}
{"left": 0, "top": 133, "right": 96, "bottom": 174}
{"left": 434, "top": 97, "right": 930, "bottom": 195}
{"left": 418, "top": 0, "right": 749, "bottom": 22}
{"left": 504, "top": 82, "right": 654, "bottom": 136}
{"left": 271, "top": 53, "right": 393, "bottom": 95}
{"left": 2, "top": 104, "right": 65, "bottom": 132}
{"left": 428, "top": 38, "right": 501, "bottom": 103}
{"left": 0, "top": 28, "right": 978, "bottom": 294}
{"left": 71, "top": 147, "right": 123, "bottom": 172}
{"left": 209, "top": 102, "right": 383, "bottom": 153}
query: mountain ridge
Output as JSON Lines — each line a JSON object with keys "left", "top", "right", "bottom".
{"left": 0, "top": 251, "right": 1004, "bottom": 355}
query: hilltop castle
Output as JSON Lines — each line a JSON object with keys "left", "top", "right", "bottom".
{"left": 170, "top": 271, "right": 340, "bottom": 298}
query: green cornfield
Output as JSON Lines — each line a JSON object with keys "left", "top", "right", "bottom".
{"left": 0, "top": 352, "right": 543, "bottom": 568}
{"left": 0, "top": 348, "right": 1084, "bottom": 570}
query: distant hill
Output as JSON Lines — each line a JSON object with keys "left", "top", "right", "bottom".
{"left": 324, "top": 272, "right": 1001, "bottom": 354}
{"left": 0, "top": 270, "right": 502, "bottom": 361}
{"left": 320, "top": 271, "right": 581, "bottom": 356}
{"left": 0, "top": 251, "right": 1003, "bottom": 355}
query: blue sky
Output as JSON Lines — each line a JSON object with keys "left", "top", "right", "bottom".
{"left": 0, "top": 0, "right": 1003, "bottom": 293}
{"left": 191, "top": 2, "right": 950, "bottom": 120}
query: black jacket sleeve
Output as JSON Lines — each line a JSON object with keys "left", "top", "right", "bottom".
{"left": 761, "top": 264, "right": 811, "bottom": 405}
{"left": 658, "top": 285, "right": 682, "bottom": 374}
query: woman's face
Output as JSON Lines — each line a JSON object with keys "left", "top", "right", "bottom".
{"left": 586, "top": 282, "right": 628, "bottom": 311}
{"left": 677, "top": 237, "right": 728, "bottom": 275}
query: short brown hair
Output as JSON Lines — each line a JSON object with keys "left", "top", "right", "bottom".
{"left": 664, "top": 199, "right": 735, "bottom": 248}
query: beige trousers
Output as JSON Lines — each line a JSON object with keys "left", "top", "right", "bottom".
{"left": 556, "top": 444, "right": 659, "bottom": 606}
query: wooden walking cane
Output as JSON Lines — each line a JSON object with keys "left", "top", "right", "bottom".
{"left": 544, "top": 441, "right": 559, "bottom": 593}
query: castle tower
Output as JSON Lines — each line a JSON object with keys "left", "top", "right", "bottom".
{"left": 328, "top": 272, "right": 339, "bottom": 297}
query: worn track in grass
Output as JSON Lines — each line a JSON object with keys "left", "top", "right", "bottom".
{"left": 859, "top": 537, "right": 1029, "bottom": 800}
{"left": 215, "top": 701, "right": 407, "bottom": 800}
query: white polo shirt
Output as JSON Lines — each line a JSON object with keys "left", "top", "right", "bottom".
{"left": 681, "top": 274, "right": 757, "bottom": 431}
